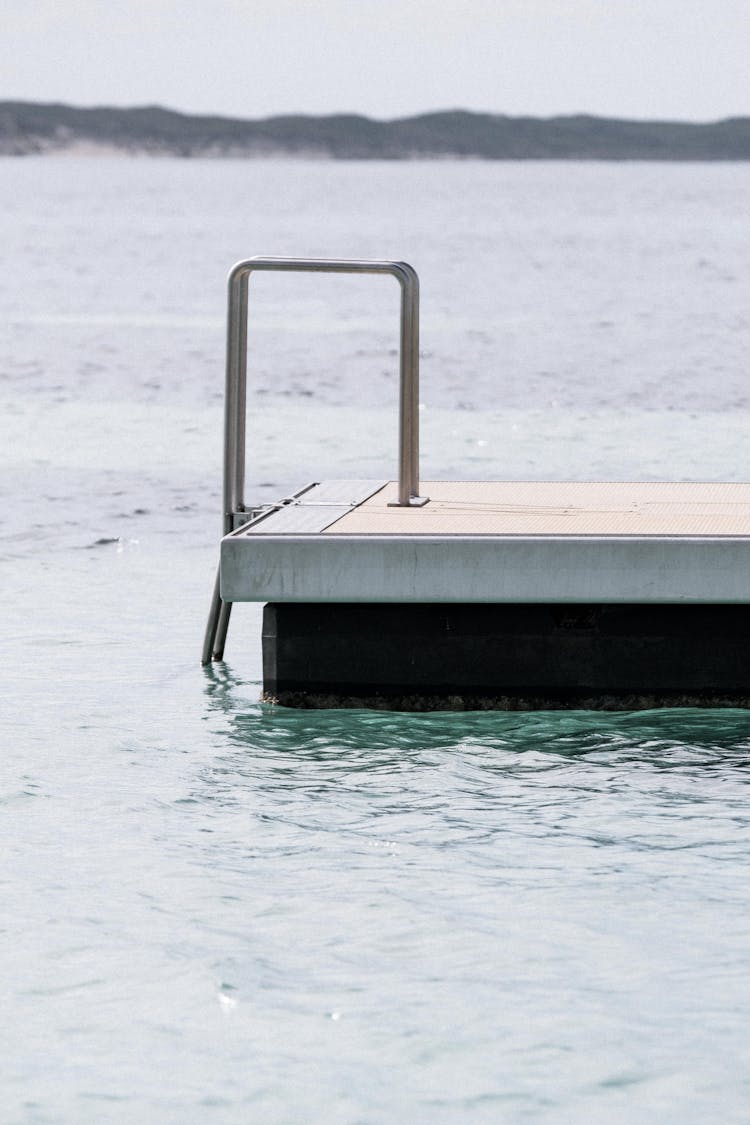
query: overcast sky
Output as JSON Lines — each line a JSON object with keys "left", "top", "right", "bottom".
{"left": 4, "top": 0, "right": 749, "bottom": 122}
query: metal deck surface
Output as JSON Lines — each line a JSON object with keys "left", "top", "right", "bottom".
{"left": 220, "top": 479, "right": 750, "bottom": 604}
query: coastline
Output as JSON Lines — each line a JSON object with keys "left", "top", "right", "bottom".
{"left": 3, "top": 101, "right": 750, "bottom": 160}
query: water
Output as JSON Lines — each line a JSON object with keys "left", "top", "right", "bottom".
{"left": 3, "top": 157, "right": 750, "bottom": 1123}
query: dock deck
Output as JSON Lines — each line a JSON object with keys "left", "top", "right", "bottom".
{"left": 221, "top": 479, "right": 750, "bottom": 605}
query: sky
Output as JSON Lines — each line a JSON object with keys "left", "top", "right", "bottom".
{"left": 4, "top": 0, "right": 749, "bottom": 122}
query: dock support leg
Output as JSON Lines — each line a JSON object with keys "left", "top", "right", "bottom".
{"left": 202, "top": 566, "right": 233, "bottom": 664}
{"left": 213, "top": 599, "right": 233, "bottom": 661}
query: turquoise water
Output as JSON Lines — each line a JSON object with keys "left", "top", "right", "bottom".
{"left": 3, "top": 157, "right": 750, "bottom": 1122}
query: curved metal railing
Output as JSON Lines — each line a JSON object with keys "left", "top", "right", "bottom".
{"left": 202, "top": 255, "right": 426, "bottom": 663}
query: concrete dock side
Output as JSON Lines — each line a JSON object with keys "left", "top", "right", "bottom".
{"left": 221, "top": 480, "right": 750, "bottom": 605}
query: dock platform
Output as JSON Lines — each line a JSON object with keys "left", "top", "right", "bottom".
{"left": 222, "top": 479, "right": 750, "bottom": 605}
{"left": 203, "top": 257, "right": 750, "bottom": 709}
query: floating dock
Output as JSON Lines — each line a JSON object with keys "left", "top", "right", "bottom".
{"left": 203, "top": 258, "right": 750, "bottom": 709}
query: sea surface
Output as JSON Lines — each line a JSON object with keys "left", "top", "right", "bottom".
{"left": 3, "top": 157, "right": 750, "bottom": 1123}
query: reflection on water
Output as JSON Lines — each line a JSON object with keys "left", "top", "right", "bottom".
{"left": 190, "top": 664, "right": 750, "bottom": 1125}
{"left": 201, "top": 665, "right": 750, "bottom": 878}
{"left": 205, "top": 662, "right": 750, "bottom": 767}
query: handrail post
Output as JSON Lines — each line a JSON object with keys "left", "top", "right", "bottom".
{"left": 395, "top": 261, "right": 422, "bottom": 506}
{"left": 224, "top": 266, "right": 248, "bottom": 533}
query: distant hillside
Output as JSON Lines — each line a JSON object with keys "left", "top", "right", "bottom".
{"left": 2, "top": 101, "right": 750, "bottom": 159}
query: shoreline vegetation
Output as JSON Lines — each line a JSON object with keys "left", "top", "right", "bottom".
{"left": 2, "top": 101, "right": 750, "bottom": 160}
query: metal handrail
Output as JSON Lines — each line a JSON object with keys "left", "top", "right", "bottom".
{"left": 202, "top": 255, "right": 426, "bottom": 664}
{"left": 223, "top": 255, "right": 426, "bottom": 533}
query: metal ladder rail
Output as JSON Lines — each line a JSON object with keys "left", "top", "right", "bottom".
{"left": 202, "top": 256, "right": 426, "bottom": 664}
